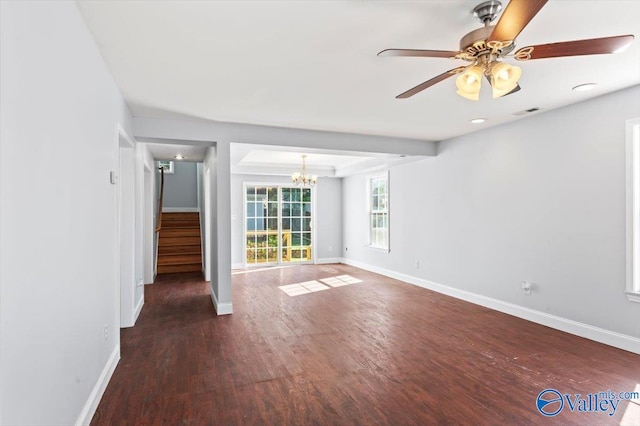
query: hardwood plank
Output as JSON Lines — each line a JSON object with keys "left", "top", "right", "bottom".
{"left": 91, "top": 265, "right": 640, "bottom": 425}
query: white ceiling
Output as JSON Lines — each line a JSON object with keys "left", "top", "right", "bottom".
{"left": 230, "top": 143, "right": 415, "bottom": 177}
{"left": 77, "top": 0, "right": 640, "bottom": 143}
{"left": 144, "top": 141, "right": 211, "bottom": 162}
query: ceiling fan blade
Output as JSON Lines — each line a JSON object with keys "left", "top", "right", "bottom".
{"left": 396, "top": 67, "right": 467, "bottom": 99}
{"left": 514, "top": 35, "right": 635, "bottom": 61}
{"left": 378, "top": 49, "right": 459, "bottom": 58}
{"left": 487, "top": 0, "right": 548, "bottom": 43}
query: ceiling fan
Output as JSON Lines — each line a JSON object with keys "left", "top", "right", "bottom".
{"left": 378, "top": 0, "right": 634, "bottom": 100}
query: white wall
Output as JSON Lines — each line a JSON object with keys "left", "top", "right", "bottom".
{"left": 143, "top": 149, "right": 157, "bottom": 284}
{"left": 119, "top": 138, "right": 136, "bottom": 328}
{"left": 0, "top": 2, "right": 134, "bottom": 424}
{"left": 230, "top": 174, "right": 343, "bottom": 266}
{"left": 204, "top": 144, "right": 233, "bottom": 314}
{"left": 343, "top": 86, "right": 640, "bottom": 350}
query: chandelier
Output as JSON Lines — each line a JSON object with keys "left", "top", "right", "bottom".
{"left": 291, "top": 155, "right": 317, "bottom": 186}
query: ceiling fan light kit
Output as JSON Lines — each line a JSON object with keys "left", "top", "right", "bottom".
{"left": 456, "top": 66, "right": 483, "bottom": 100}
{"left": 490, "top": 62, "right": 522, "bottom": 98}
{"left": 378, "top": 0, "right": 634, "bottom": 101}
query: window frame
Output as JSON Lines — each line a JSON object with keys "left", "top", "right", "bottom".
{"left": 158, "top": 160, "right": 174, "bottom": 174}
{"left": 626, "top": 118, "right": 640, "bottom": 302}
{"left": 242, "top": 182, "right": 316, "bottom": 267}
{"left": 367, "top": 171, "right": 390, "bottom": 252}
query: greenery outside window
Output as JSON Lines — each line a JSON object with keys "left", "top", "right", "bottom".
{"left": 369, "top": 172, "right": 389, "bottom": 251}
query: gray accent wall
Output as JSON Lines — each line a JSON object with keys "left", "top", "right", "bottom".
{"left": 163, "top": 161, "right": 198, "bottom": 208}
{"left": 342, "top": 85, "right": 640, "bottom": 340}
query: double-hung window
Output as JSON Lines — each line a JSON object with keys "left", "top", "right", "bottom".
{"left": 369, "top": 172, "right": 389, "bottom": 251}
{"left": 626, "top": 117, "right": 640, "bottom": 302}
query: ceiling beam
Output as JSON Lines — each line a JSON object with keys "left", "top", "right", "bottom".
{"left": 133, "top": 116, "right": 437, "bottom": 156}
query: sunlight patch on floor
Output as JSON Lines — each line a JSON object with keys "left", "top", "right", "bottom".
{"left": 280, "top": 275, "right": 363, "bottom": 296}
{"left": 279, "top": 280, "right": 330, "bottom": 296}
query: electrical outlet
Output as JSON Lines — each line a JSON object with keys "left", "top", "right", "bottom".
{"left": 104, "top": 324, "right": 108, "bottom": 341}
{"left": 415, "top": 260, "right": 420, "bottom": 269}
{"left": 328, "top": 245, "right": 332, "bottom": 252}
{"left": 136, "top": 279, "right": 144, "bottom": 287}
{"left": 522, "top": 281, "right": 532, "bottom": 295}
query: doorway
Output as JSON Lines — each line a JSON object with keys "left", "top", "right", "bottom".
{"left": 244, "top": 185, "right": 313, "bottom": 266}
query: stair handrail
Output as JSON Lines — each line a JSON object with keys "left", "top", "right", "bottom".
{"left": 155, "top": 166, "right": 165, "bottom": 232}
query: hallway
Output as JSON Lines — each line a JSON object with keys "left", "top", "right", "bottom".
{"left": 92, "top": 265, "right": 640, "bottom": 425}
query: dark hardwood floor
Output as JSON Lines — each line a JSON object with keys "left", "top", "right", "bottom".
{"left": 91, "top": 264, "right": 640, "bottom": 425}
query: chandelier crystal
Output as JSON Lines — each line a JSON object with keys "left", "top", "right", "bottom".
{"left": 291, "top": 155, "right": 317, "bottom": 186}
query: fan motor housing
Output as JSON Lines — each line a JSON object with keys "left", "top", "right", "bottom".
{"left": 458, "top": 26, "right": 515, "bottom": 61}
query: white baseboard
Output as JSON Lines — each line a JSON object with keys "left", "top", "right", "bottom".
{"left": 133, "top": 295, "right": 144, "bottom": 324}
{"left": 341, "top": 258, "right": 640, "bottom": 355}
{"left": 316, "top": 257, "right": 343, "bottom": 264}
{"left": 162, "top": 207, "right": 199, "bottom": 212}
{"left": 210, "top": 288, "right": 233, "bottom": 315}
{"left": 231, "top": 263, "right": 244, "bottom": 270}
{"left": 75, "top": 344, "right": 120, "bottom": 426}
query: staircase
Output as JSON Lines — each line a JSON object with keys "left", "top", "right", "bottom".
{"left": 157, "top": 212, "right": 203, "bottom": 274}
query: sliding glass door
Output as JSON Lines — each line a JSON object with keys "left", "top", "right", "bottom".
{"left": 245, "top": 185, "right": 313, "bottom": 266}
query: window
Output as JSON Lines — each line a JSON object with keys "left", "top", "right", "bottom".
{"left": 158, "top": 160, "right": 174, "bottom": 174}
{"left": 369, "top": 172, "right": 389, "bottom": 250}
{"left": 626, "top": 118, "right": 640, "bottom": 302}
{"left": 244, "top": 185, "right": 313, "bottom": 265}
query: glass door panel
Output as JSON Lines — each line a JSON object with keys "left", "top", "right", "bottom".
{"left": 245, "top": 185, "right": 312, "bottom": 266}
{"left": 281, "top": 187, "right": 312, "bottom": 263}
{"left": 245, "top": 186, "right": 279, "bottom": 265}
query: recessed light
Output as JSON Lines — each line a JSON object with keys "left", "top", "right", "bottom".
{"left": 470, "top": 118, "right": 486, "bottom": 124}
{"left": 174, "top": 154, "right": 184, "bottom": 160}
{"left": 572, "top": 83, "right": 597, "bottom": 92}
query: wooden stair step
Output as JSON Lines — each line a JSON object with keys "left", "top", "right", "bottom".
{"left": 159, "top": 236, "right": 201, "bottom": 246}
{"left": 157, "top": 263, "right": 202, "bottom": 274}
{"left": 160, "top": 228, "right": 201, "bottom": 237}
{"left": 158, "top": 244, "right": 201, "bottom": 255}
{"left": 161, "top": 220, "right": 200, "bottom": 229}
{"left": 158, "top": 254, "right": 202, "bottom": 266}
{"left": 162, "top": 212, "right": 199, "bottom": 220}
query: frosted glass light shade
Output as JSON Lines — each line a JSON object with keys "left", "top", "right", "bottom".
{"left": 491, "top": 62, "right": 521, "bottom": 98}
{"left": 455, "top": 66, "right": 483, "bottom": 101}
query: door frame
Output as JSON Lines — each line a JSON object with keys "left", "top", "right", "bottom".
{"left": 242, "top": 181, "right": 317, "bottom": 268}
